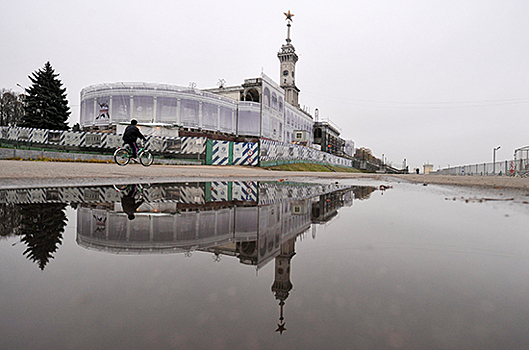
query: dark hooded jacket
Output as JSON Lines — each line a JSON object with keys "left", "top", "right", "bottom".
{"left": 122, "top": 125, "right": 146, "bottom": 143}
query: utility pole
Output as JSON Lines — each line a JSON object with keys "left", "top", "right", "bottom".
{"left": 493, "top": 146, "right": 501, "bottom": 175}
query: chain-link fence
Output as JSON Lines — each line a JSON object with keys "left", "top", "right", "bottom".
{"left": 434, "top": 161, "right": 515, "bottom": 176}
{"left": 433, "top": 146, "right": 529, "bottom": 177}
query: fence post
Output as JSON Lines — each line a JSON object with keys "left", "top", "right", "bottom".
{"left": 204, "top": 181, "right": 212, "bottom": 201}
{"left": 229, "top": 141, "right": 234, "bottom": 165}
{"left": 205, "top": 139, "right": 213, "bottom": 165}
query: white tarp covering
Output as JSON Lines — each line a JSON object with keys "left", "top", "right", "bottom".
{"left": 80, "top": 83, "right": 237, "bottom": 134}
{"left": 261, "top": 74, "right": 285, "bottom": 142}
{"left": 237, "top": 101, "right": 260, "bottom": 137}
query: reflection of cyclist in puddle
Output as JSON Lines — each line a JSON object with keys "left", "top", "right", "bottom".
{"left": 121, "top": 185, "right": 144, "bottom": 220}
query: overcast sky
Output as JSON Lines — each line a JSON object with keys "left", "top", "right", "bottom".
{"left": 2, "top": 0, "right": 528, "bottom": 170}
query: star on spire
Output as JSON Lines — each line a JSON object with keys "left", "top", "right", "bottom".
{"left": 284, "top": 10, "right": 294, "bottom": 21}
{"left": 275, "top": 322, "right": 286, "bottom": 334}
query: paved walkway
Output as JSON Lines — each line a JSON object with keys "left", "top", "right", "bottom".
{"left": 2, "top": 159, "right": 529, "bottom": 190}
{"left": 0, "top": 160, "right": 380, "bottom": 189}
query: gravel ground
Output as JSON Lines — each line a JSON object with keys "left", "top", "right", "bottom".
{"left": 1, "top": 159, "right": 529, "bottom": 190}
{"left": 387, "top": 173, "right": 529, "bottom": 190}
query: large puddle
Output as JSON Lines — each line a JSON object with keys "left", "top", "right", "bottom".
{"left": 1, "top": 180, "right": 529, "bottom": 349}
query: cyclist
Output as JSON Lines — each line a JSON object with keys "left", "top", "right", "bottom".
{"left": 121, "top": 185, "right": 144, "bottom": 220}
{"left": 122, "top": 119, "right": 146, "bottom": 161}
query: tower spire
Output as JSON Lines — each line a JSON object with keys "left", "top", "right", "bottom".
{"left": 284, "top": 10, "right": 294, "bottom": 43}
{"left": 278, "top": 10, "right": 300, "bottom": 107}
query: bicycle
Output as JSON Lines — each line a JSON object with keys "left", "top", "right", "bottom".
{"left": 113, "top": 140, "right": 154, "bottom": 166}
{"left": 112, "top": 183, "right": 148, "bottom": 197}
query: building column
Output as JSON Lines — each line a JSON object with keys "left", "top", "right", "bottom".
{"left": 129, "top": 96, "right": 134, "bottom": 121}
{"left": 153, "top": 97, "right": 157, "bottom": 123}
{"left": 109, "top": 96, "right": 113, "bottom": 124}
{"left": 92, "top": 99, "right": 97, "bottom": 126}
{"left": 176, "top": 98, "right": 181, "bottom": 125}
{"left": 198, "top": 101, "right": 203, "bottom": 128}
{"left": 217, "top": 105, "right": 221, "bottom": 132}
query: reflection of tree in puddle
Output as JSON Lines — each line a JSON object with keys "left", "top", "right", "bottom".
{"left": 19, "top": 204, "right": 67, "bottom": 270}
{"left": 353, "top": 186, "right": 377, "bottom": 200}
{"left": 0, "top": 203, "right": 67, "bottom": 270}
{"left": 0, "top": 204, "right": 23, "bottom": 237}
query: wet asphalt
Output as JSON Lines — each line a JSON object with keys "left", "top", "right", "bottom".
{"left": 2, "top": 159, "right": 529, "bottom": 190}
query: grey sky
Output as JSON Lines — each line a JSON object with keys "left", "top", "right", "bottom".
{"left": 1, "top": 0, "right": 528, "bottom": 170}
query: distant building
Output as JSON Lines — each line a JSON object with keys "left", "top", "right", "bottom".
{"left": 344, "top": 140, "right": 355, "bottom": 158}
{"left": 313, "top": 121, "right": 345, "bottom": 155}
{"left": 423, "top": 163, "right": 434, "bottom": 174}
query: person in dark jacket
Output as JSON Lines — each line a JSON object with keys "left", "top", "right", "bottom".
{"left": 121, "top": 184, "right": 144, "bottom": 220}
{"left": 122, "top": 119, "right": 146, "bottom": 159}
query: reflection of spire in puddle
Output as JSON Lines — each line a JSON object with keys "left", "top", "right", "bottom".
{"left": 271, "top": 237, "right": 295, "bottom": 334}
{"left": 276, "top": 300, "right": 287, "bottom": 334}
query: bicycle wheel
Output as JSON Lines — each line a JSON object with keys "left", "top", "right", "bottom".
{"left": 113, "top": 184, "right": 129, "bottom": 191}
{"left": 114, "top": 148, "right": 130, "bottom": 166}
{"left": 139, "top": 150, "right": 154, "bottom": 166}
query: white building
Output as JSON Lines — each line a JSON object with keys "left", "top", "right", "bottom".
{"left": 79, "top": 13, "right": 314, "bottom": 145}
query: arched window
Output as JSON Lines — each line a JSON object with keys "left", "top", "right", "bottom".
{"left": 244, "top": 89, "right": 260, "bottom": 102}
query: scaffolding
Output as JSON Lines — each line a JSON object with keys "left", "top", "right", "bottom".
{"left": 514, "top": 146, "right": 529, "bottom": 177}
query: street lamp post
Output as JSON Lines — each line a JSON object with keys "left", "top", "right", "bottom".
{"left": 16, "top": 83, "right": 26, "bottom": 93}
{"left": 493, "top": 146, "right": 501, "bottom": 175}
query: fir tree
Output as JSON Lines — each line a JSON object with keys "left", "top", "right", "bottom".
{"left": 19, "top": 61, "right": 70, "bottom": 130}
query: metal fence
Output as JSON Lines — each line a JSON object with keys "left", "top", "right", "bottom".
{"left": 434, "top": 152, "right": 529, "bottom": 177}
{"left": 514, "top": 146, "right": 529, "bottom": 177}
{"left": 434, "top": 161, "right": 514, "bottom": 176}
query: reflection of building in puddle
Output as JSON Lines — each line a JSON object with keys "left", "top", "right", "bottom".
{"left": 0, "top": 181, "right": 374, "bottom": 333}
{"left": 76, "top": 182, "right": 362, "bottom": 266}
{"left": 311, "top": 186, "right": 375, "bottom": 225}
{"left": 74, "top": 181, "right": 373, "bottom": 333}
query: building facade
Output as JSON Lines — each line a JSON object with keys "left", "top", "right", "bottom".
{"left": 79, "top": 12, "right": 353, "bottom": 156}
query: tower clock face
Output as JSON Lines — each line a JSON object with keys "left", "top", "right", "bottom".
{"left": 283, "top": 70, "right": 289, "bottom": 76}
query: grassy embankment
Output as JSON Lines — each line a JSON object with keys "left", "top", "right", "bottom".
{"left": 263, "top": 162, "right": 363, "bottom": 173}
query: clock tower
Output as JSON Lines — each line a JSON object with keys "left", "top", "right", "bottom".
{"left": 278, "top": 10, "right": 300, "bottom": 107}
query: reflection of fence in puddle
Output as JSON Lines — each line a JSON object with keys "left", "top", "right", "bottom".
{"left": 0, "top": 181, "right": 357, "bottom": 205}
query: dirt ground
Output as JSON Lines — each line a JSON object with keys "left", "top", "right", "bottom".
{"left": 1, "top": 159, "right": 529, "bottom": 190}
{"left": 387, "top": 174, "right": 529, "bottom": 190}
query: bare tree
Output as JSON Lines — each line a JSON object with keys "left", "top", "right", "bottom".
{"left": 0, "top": 89, "right": 25, "bottom": 126}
